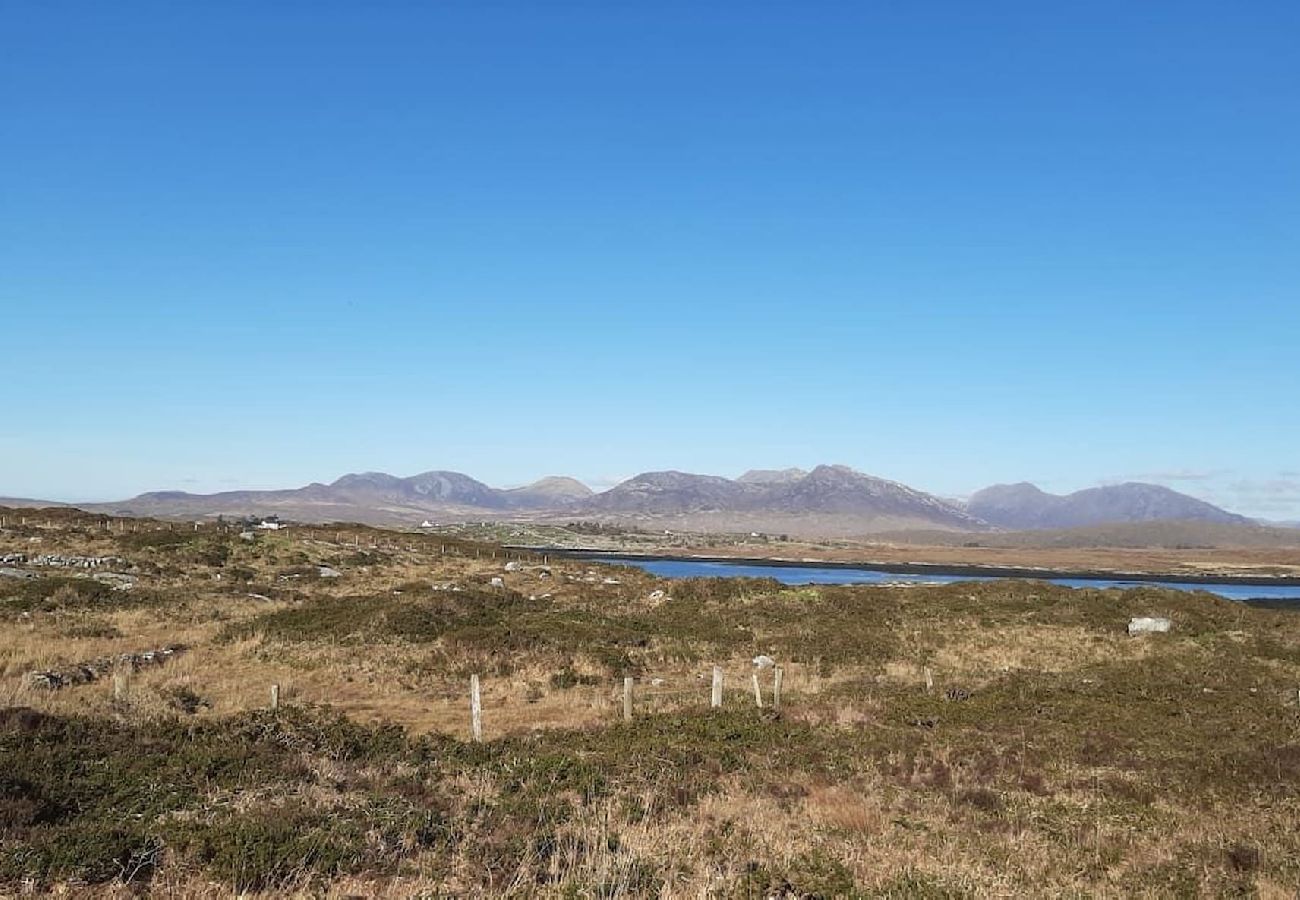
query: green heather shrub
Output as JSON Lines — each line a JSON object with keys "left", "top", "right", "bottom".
{"left": 0, "top": 576, "right": 170, "bottom": 617}
{"left": 172, "top": 799, "right": 446, "bottom": 893}
{"left": 114, "top": 529, "right": 212, "bottom": 551}
{"left": 189, "top": 538, "right": 232, "bottom": 567}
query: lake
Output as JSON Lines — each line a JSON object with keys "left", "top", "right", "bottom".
{"left": 583, "top": 555, "right": 1300, "bottom": 603}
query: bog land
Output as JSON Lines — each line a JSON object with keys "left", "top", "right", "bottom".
{"left": 2, "top": 507, "right": 1300, "bottom": 896}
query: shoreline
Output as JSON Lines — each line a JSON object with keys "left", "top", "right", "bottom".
{"left": 522, "top": 547, "right": 1300, "bottom": 588}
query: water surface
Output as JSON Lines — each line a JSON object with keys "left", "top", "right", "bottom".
{"left": 593, "top": 556, "right": 1300, "bottom": 603}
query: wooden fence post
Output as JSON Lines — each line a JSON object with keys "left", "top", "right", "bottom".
{"left": 270, "top": 683, "right": 280, "bottom": 711}
{"left": 113, "top": 671, "right": 130, "bottom": 703}
{"left": 752, "top": 673, "right": 763, "bottom": 708}
{"left": 773, "top": 666, "right": 783, "bottom": 711}
{"left": 924, "top": 666, "right": 934, "bottom": 694}
{"left": 470, "top": 674, "right": 483, "bottom": 743}
{"left": 711, "top": 666, "right": 723, "bottom": 708}
{"left": 623, "top": 677, "right": 634, "bottom": 721}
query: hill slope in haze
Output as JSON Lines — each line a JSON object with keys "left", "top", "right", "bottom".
{"left": 968, "top": 482, "right": 1251, "bottom": 530}
{"left": 11, "top": 468, "right": 1260, "bottom": 539}
{"left": 86, "top": 471, "right": 589, "bottom": 523}
{"left": 736, "top": 468, "right": 808, "bottom": 485}
{"left": 575, "top": 465, "right": 985, "bottom": 536}
{"left": 501, "top": 476, "right": 595, "bottom": 508}
{"left": 65, "top": 465, "right": 987, "bottom": 535}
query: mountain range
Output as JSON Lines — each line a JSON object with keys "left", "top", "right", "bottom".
{"left": 0, "top": 466, "right": 1263, "bottom": 537}
{"left": 967, "top": 482, "right": 1252, "bottom": 530}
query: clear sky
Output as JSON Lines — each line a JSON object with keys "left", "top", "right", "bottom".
{"left": 3, "top": 1, "right": 1298, "bottom": 518}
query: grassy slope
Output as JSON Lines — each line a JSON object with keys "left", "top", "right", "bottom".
{"left": 2, "top": 512, "right": 1300, "bottom": 896}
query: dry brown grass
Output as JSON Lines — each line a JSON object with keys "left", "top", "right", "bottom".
{"left": 5, "top": 513, "right": 1300, "bottom": 896}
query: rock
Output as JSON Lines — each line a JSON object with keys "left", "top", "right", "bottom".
{"left": 24, "top": 644, "right": 189, "bottom": 691}
{"left": 648, "top": 589, "right": 666, "bottom": 601}
{"left": 28, "top": 672, "right": 64, "bottom": 690}
{"left": 752, "top": 655, "right": 776, "bottom": 669}
{"left": 1128, "top": 616, "right": 1171, "bottom": 635}
{"left": 25, "top": 554, "right": 126, "bottom": 569}
{"left": 317, "top": 566, "right": 342, "bottom": 578}
{"left": 239, "top": 530, "right": 256, "bottom": 541}
{"left": 490, "top": 576, "right": 505, "bottom": 588}
{"left": 504, "top": 561, "right": 522, "bottom": 571}
{"left": 944, "top": 687, "right": 972, "bottom": 702}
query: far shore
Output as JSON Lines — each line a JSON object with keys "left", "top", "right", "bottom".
{"left": 525, "top": 547, "right": 1300, "bottom": 588}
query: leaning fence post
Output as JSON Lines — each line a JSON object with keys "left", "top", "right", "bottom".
{"left": 752, "top": 673, "right": 763, "bottom": 708}
{"left": 270, "top": 683, "right": 280, "bottom": 711}
{"left": 623, "top": 677, "right": 634, "bottom": 722}
{"left": 773, "top": 666, "right": 783, "bottom": 711}
{"left": 470, "top": 674, "right": 483, "bottom": 743}
{"left": 711, "top": 666, "right": 723, "bottom": 708}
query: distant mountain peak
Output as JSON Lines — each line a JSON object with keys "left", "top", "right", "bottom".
{"left": 584, "top": 470, "right": 748, "bottom": 514}
{"left": 501, "top": 475, "right": 593, "bottom": 508}
{"left": 737, "top": 467, "right": 808, "bottom": 485}
{"left": 578, "top": 464, "right": 982, "bottom": 531}
{"left": 524, "top": 475, "right": 593, "bottom": 494}
{"left": 330, "top": 471, "right": 401, "bottom": 488}
{"left": 806, "top": 463, "right": 865, "bottom": 479}
{"left": 968, "top": 481, "right": 1249, "bottom": 529}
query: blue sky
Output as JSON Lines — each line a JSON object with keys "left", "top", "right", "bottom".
{"left": 3, "top": 1, "right": 1298, "bottom": 518}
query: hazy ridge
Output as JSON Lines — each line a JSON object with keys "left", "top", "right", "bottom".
{"left": 4, "top": 466, "right": 1269, "bottom": 539}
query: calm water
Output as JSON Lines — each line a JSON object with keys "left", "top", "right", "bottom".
{"left": 594, "top": 557, "right": 1300, "bottom": 603}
